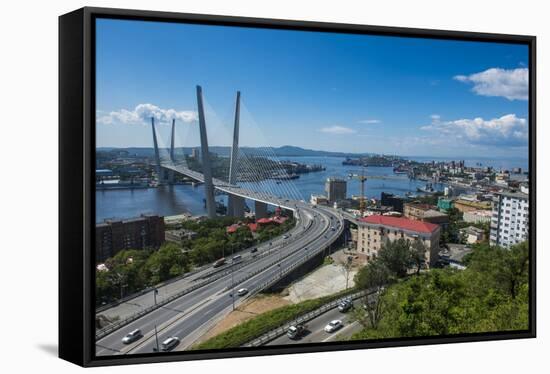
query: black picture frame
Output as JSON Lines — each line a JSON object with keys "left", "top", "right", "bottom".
{"left": 59, "top": 6, "right": 536, "bottom": 367}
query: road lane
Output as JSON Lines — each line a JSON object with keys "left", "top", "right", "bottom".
{"left": 96, "top": 203, "right": 343, "bottom": 356}
{"left": 266, "top": 300, "right": 361, "bottom": 346}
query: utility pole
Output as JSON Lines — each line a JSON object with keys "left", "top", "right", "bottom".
{"left": 154, "top": 325, "right": 160, "bottom": 352}
{"left": 231, "top": 243, "right": 235, "bottom": 310}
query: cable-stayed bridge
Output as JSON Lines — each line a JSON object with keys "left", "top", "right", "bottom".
{"left": 95, "top": 86, "right": 346, "bottom": 356}
{"left": 152, "top": 85, "right": 306, "bottom": 218}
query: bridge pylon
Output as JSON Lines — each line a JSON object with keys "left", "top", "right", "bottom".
{"left": 228, "top": 91, "right": 245, "bottom": 217}
{"left": 196, "top": 85, "right": 217, "bottom": 218}
{"left": 169, "top": 118, "right": 176, "bottom": 184}
{"left": 151, "top": 117, "right": 163, "bottom": 184}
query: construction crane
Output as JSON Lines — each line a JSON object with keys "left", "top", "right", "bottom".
{"left": 348, "top": 167, "right": 367, "bottom": 216}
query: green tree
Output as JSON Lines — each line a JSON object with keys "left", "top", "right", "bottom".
{"left": 378, "top": 238, "right": 411, "bottom": 278}
{"left": 142, "top": 243, "right": 190, "bottom": 285}
{"left": 410, "top": 239, "right": 427, "bottom": 275}
{"left": 350, "top": 241, "right": 530, "bottom": 341}
{"left": 441, "top": 207, "right": 463, "bottom": 244}
{"left": 354, "top": 260, "right": 391, "bottom": 329}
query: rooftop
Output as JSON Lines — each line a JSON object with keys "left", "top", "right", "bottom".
{"left": 405, "top": 202, "right": 436, "bottom": 211}
{"left": 423, "top": 209, "right": 448, "bottom": 218}
{"left": 360, "top": 215, "right": 439, "bottom": 234}
{"left": 498, "top": 191, "right": 529, "bottom": 200}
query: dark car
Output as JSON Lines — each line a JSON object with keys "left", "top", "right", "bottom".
{"left": 287, "top": 324, "right": 307, "bottom": 339}
{"left": 250, "top": 247, "right": 258, "bottom": 253}
{"left": 338, "top": 299, "right": 353, "bottom": 313}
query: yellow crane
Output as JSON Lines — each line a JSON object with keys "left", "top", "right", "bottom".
{"left": 348, "top": 168, "right": 367, "bottom": 216}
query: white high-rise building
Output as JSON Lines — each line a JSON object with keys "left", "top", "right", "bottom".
{"left": 490, "top": 191, "right": 529, "bottom": 247}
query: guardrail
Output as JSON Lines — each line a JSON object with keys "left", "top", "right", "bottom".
{"left": 95, "top": 262, "right": 213, "bottom": 314}
{"left": 95, "top": 210, "right": 343, "bottom": 341}
{"left": 224, "top": 214, "right": 342, "bottom": 292}
{"left": 244, "top": 288, "right": 374, "bottom": 347}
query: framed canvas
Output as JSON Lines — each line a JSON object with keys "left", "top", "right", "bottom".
{"left": 59, "top": 7, "right": 536, "bottom": 367}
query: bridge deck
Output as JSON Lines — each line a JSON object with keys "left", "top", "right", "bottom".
{"left": 161, "top": 162, "right": 302, "bottom": 211}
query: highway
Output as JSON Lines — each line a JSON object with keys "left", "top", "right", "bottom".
{"left": 96, "top": 206, "right": 314, "bottom": 324}
{"left": 266, "top": 299, "right": 364, "bottom": 346}
{"left": 96, "top": 201, "right": 344, "bottom": 356}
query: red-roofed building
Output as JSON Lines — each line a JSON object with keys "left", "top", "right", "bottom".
{"left": 357, "top": 215, "right": 441, "bottom": 267}
{"left": 226, "top": 224, "right": 241, "bottom": 234}
{"left": 272, "top": 216, "right": 288, "bottom": 225}
{"left": 256, "top": 218, "right": 273, "bottom": 226}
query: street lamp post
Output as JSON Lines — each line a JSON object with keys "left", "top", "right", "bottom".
{"left": 153, "top": 324, "right": 160, "bottom": 352}
{"left": 231, "top": 243, "right": 235, "bottom": 310}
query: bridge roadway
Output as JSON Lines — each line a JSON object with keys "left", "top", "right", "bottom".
{"left": 161, "top": 162, "right": 304, "bottom": 211}
{"left": 96, "top": 166, "right": 344, "bottom": 355}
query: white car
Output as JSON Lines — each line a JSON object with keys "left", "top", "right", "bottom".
{"left": 161, "top": 336, "right": 180, "bottom": 351}
{"left": 122, "top": 329, "right": 142, "bottom": 344}
{"left": 324, "top": 320, "right": 343, "bottom": 333}
{"left": 237, "top": 288, "right": 248, "bottom": 296}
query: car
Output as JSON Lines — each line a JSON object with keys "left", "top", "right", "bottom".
{"left": 121, "top": 329, "right": 142, "bottom": 344}
{"left": 237, "top": 288, "right": 248, "bottom": 296}
{"left": 287, "top": 324, "right": 307, "bottom": 339}
{"left": 283, "top": 235, "right": 289, "bottom": 239}
{"left": 160, "top": 336, "right": 180, "bottom": 351}
{"left": 250, "top": 247, "right": 258, "bottom": 253}
{"left": 338, "top": 299, "right": 353, "bottom": 313}
{"left": 232, "top": 255, "right": 242, "bottom": 263}
{"left": 324, "top": 320, "right": 343, "bottom": 333}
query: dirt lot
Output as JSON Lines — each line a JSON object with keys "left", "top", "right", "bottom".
{"left": 194, "top": 294, "right": 290, "bottom": 344}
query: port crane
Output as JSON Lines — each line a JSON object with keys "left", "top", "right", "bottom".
{"left": 348, "top": 168, "right": 368, "bottom": 216}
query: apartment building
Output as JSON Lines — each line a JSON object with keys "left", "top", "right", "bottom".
{"left": 490, "top": 191, "right": 529, "bottom": 247}
{"left": 95, "top": 214, "right": 165, "bottom": 263}
{"left": 356, "top": 215, "right": 441, "bottom": 267}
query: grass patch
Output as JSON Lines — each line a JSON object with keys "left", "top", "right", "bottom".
{"left": 193, "top": 288, "right": 356, "bottom": 350}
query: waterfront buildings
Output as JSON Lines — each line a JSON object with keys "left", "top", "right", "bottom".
{"left": 453, "top": 198, "right": 492, "bottom": 213}
{"left": 325, "top": 177, "right": 347, "bottom": 204}
{"left": 381, "top": 192, "right": 404, "bottom": 212}
{"left": 463, "top": 209, "right": 492, "bottom": 224}
{"left": 490, "top": 191, "right": 529, "bottom": 247}
{"left": 310, "top": 194, "right": 329, "bottom": 205}
{"left": 437, "top": 197, "right": 454, "bottom": 212}
{"left": 95, "top": 214, "right": 165, "bottom": 263}
{"left": 356, "top": 215, "right": 441, "bottom": 267}
{"left": 403, "top": 202, "right": 449, "bottom": 225}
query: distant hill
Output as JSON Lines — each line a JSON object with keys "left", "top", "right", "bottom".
{"left": 97, "top": 145, "right": 369, "bottom": 158}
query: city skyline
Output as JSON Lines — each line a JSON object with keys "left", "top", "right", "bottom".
{"left": 96, "top": 18, "right": 529, "bottom": 158}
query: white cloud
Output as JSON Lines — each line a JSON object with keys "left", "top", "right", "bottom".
{"left": 454, "top": 67, "right": 528, "bottom": 101}
{"left": 358, "top": 119, "right": 381, "bottom": 124}
{"left": 97, "top": 104, "right": 198, "bottom": 125}
{"left": 319, "top": 125, "right": 356, "bottom": 135}
{"left": 420, "top": 114, "right": 528, "bottom": 146}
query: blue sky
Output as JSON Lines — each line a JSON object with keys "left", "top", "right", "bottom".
{"left": 96, "top": 18, "right": 529, "bottom": 158}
